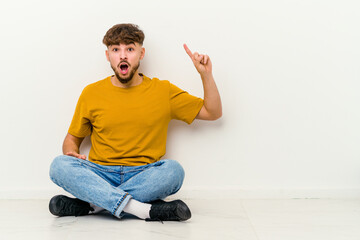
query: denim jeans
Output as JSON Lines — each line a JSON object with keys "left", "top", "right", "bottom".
{"left": 49, "top": 155, "right": 185, "bottom": 218}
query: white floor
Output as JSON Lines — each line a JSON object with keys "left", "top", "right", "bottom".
{"left": 1, "top": 198, "right": 360, "bottom": 240}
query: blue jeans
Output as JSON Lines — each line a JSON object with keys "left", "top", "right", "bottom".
{"left": 49, "top": 155, "right": 185, "bottom": 218}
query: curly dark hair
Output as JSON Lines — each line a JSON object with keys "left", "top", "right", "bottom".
{"left": 103, "top": 23, "right": 145, "bottom": 46}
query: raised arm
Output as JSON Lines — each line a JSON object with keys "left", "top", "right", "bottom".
{"left": 183, "top": 44, "right": 222, "bottom": 120}
{"left": 62, "top": 133, "right": 86, "bottom": 160}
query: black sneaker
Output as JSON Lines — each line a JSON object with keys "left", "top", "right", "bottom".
{"left": 146, "top": 199, "right": 191, "bottom": 222}
{"left": 49, "top": 195, "right": 94, "bottom": 217}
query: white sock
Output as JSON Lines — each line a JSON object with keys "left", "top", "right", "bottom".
{"left": 123, "top": 199, "right": 151, "bottom": 219}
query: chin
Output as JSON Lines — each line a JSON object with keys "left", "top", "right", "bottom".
{"left": 115, "top": 72, "right": 133, "bottom": 84}
{"left": 120, "top": 78, "right": 131, "bottom": 84}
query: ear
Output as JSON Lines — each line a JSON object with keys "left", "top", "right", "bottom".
{"left": 105, "top": 50, "right": 110, "bottom": 62}
{"left": 140, "top": 47, "right": 145, "bottom": 60}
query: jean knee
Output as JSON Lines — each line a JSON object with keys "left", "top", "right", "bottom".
{"left": 162, "top": 159, "right": 185, "bottom": 190}
{"left": 49, "top": 155, "right": 74, "bottom": 184}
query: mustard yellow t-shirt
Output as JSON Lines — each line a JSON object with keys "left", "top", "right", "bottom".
{"left": 68, "top": 74, "right": 204, "bottom": 166}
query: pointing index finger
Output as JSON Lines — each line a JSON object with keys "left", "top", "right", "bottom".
{"left": 183, "top": 44, "right": 194, "bottom": 60}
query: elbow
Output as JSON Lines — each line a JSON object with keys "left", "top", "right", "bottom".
{"left": 215, "top": 112, "right": 223, "bottom": 120}
{"left": 198, "top": 105, "right": 222, "bottom": 121}
{"left": 214, "top": 106, "right": 223, "bottom": 120}
{"left": 210, "top": 111, "right": 222, "bottom": 121}
{"left": 212, "top": 103, "right": 222, "bottom": 120}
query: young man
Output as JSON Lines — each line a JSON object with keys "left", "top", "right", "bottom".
{"left": 49, "top": 24, "right": 222, "bottom": 221}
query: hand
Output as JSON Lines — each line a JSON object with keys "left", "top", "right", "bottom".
{"left": 65, "top": 151, "right": 86, "bottom": 160}
{"left": 183, "top": 44, "right": 212, "bottom": 76}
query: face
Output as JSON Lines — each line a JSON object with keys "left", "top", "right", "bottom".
{"left": 106, "top": 42, "right": 145, "bottom": 84}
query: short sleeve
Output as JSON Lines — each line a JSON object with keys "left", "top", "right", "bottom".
{"left": 68, "top": 89, "right": 92, "bottom": 138}
{"left": 170, "top": 83, "right": 204, "bottom": 124}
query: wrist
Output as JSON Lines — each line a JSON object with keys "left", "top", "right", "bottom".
{"left": 200, "top": 71, "right": 213, "bottom": 79}
{"left": 200, "top": 72, "right": 214, "bottom": 82}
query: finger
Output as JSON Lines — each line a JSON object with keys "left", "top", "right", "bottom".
{"left": 66, "top": 152, "right": 77, "bottom": 158}
{"left": 65, "top": 152, "right": 75, "bottom": 157}
{"left": 183, "top": 44, "right": 194, "bottom": 60}
{"left": 66, "top": 153, "right": 76, "bottom": 158}
{"left": 193, "top": 52, "right": 200, "bottom": 62}
{"left": 203, "top": 55, "right": 209, "bottom": 65}
{"left": 199, "top": 55, "right": 205, "bottom": 64}
{"left": 66, "top": 152, "right": 84, "bottom": 159}
{"left": 197, "top": 54, "right": 205, "bottom": 65}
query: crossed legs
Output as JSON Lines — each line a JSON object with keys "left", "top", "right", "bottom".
{"left": 49, "top": 155, "right": 185, "bottom": 218}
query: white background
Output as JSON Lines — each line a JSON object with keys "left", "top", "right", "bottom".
{"left": 0, "top": 0, "right": 359, "bottom": 199}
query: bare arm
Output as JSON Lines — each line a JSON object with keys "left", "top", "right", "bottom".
{"left": 196, "top": 73, "right": 222, "bottom": 120}
{"left": 183, "top": 44, "right": 222, "bottom": 120}
{"left": 62, "top": 133, "right": 86, "bottom": 160}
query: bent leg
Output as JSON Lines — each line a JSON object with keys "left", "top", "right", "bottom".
{"left": 49, "top": 155, "right": 131, "bottom": 217}
{"left": 120, "top": 159, "right": 185, "bottom": 203}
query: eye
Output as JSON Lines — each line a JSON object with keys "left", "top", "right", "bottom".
{"left": 112, "top": 48, "right": 118, "bottom": 52}
{"left": 128, "top": 48, "right": 134, "bottom": 52}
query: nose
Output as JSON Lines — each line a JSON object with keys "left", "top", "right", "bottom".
{"left": 119, "top": 49, "right": 127, "bottom": 60}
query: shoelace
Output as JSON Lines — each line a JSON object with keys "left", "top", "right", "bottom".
{"left": 154, "top": 203, "right": 178, "bottom": 220}
{"left": 60, "top": 199, "right": 93, "bottom": 216}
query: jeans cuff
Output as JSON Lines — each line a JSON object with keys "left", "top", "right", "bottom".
{"left": 113, "top": 193, "right": 132, "bottom": 218}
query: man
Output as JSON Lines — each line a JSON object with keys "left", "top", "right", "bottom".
{"left": 49, "top": 24, "right": 222, "bottom": 222}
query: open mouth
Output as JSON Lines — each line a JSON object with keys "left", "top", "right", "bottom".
{"left": 119, "top": 62, "right": 129, "bottom": 74}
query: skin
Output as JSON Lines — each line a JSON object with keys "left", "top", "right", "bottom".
{"left": 183, "top": 44, "right": 222, "bottom": 121}
{"left": 106, "top": 42, "right": 145, "bottom": 88}
{"left": 64, "top": 42, "right": 222, "bottom": 159}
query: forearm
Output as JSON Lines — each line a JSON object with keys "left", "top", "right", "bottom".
{"left": 183, "top": 44, "right": 222, "bottom": 120}
{"left": 62, "top": 133, "right": 85, "bottom": 159}
{"left": 201, "top": 73, "right": 222, "bottom": 119}
{"left": 62, "top": 140, "right": 80, "bottom": 155}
